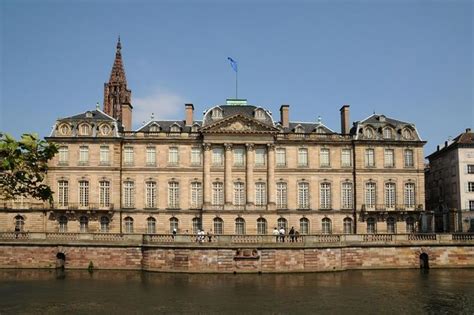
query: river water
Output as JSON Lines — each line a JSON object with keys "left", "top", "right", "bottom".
{"left": 0, "top": 269, "right": 473, "bottom": 314}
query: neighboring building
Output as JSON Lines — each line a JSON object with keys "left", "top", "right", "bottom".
{"left": 426, "top": 129, "right": 474, "bottom": 232}
{"left": 0, "top": 39, "right": 427, "bottom": 235}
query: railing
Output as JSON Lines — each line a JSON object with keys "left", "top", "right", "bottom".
{"left": 452, "top": 234, "right": 474, "bottom": 241}
{"left": 363, "top": 234, "right": 393, "bottom": 242}
{"left": 52, "top": 203, "right": 114, "bottom": 211}
{"left": 0, "top": 202, "right": 49, "bottom": 210}
{"left": 408, "top": 234, "right": 437, "bottom": 241}
{"left": 362, "top": 204, "right": 419, "bottom": 211}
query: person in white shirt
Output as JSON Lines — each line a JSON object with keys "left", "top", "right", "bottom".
{"left": 279, "top": 227, "right": 285, "bottom": 242}
{"left": 272, "top": 227, "right": 279, "bottom": 242}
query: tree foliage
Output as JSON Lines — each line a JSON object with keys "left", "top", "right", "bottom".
{"left": 0, "top": 133, "right": 58, "bottom": 203}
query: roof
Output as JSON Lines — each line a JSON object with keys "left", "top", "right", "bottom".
{"left": 61, "top": 109, "right": 116, "bottom": 122}
{"left": 427, "top": 129, "right": 474, "bottom": 159}
{"left": 203, "top": 105, "right": 274, "bottom": 126}
{"left": 359, "top": 114, "right": 409, "bottom": 126}
{"left": 137, "top": 120, "right": 203, "bottom": 132}
{"left": 286, "top": 122, "right": 334, "bottom": 134}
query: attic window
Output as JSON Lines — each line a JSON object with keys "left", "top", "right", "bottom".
{"left": 85, "top": 112, "right": 93, "bottom": 118}
{"left": 295, "top": 126, "right": 304, "bottom": 134}
{"left": 79, "top": 124, "right": 91, "bottom": 136}
{"left": 149, "top": 125, "right": 159, "bottom": 132}
{"left": 378, "top": 115, "right": 386, "bottom": 122}
{"left": 316, "top": 127, "right": 324, "bottom": 134}
{"left": 212, "top": 108, "right": 223, "bottom": 119}
{"left": 170, "top": 125, "right": 180, "bottom": 133}
{"left": 383, "top": 128, "right": 392, "bottom": 139}
{"left": 255, "top": 109, "right": 265, "bottom": 120}
{"left": 191, "top": 124, "right": 199, "bottom": 133}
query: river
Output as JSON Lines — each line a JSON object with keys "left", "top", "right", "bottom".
{"left": 0, "top": 269, "right": 473, "bottom": 314}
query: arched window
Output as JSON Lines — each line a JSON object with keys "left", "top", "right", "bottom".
{"left": 277, "top": 218, "right": 287, "bottom": 231}
{"left": 100, "top": 216, "right": 110, "bottom": 233}
{"left": 192, "top": 217, "right": 202, "bottom": 234}
{"left": 383, "top": 128, "right": 392, "bottom": 139}
{"left": 300, "top": 217, "right": 310, "bottom": 235}
{"left": 79, "top": 124, "right": 90, "bottom": 136}
{"left": 406, "top": 217, "right": 415, "bottom": 233}
{"left": 59, "top": 216, "right": 68, "bottom": 233}
{"left": 212, "top": 108, "right": 223, "bottom": 119}
{"left": 322, "top": 218, "right": 332, "bottom": 234}
{"left": 343, "top": 218, "right": 353, "bottom": 234}
{"left": 387, "top": 217, "right": 396, "bottom": 234}
{"left": 367, "top": 217, "right": 376, "bottom": 234}
{"left": 147, "top": 217, "right": 156, "bottom": 234}
{"left": 14, "top": 215, "right": 24, "bottom": 232}
{"left": 79, "top": 216, "right": 88, "bottom": 233}
{"left": 257, "top": 218, "right": 267, "bottom": 235}
{"left": 170, "top": 217, "right": 179, "bottom": 233}
{"left": 213, "top": 217, "right": 223, "bottom": 235}
{"left": 385, "top": 182, "right": 396, "bottom": 209}
{"left": 124, "top": 217, "right": 134, "bottom": 233}
{"left": 235, "top": 218, "right": 245, "bottom": 235}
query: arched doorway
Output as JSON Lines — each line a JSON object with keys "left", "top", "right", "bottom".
{"left": 56, "top": 252, "right": 66, "bottom": 269}
{"left": 419, "top": 253, "right": 429, "bottom": 269}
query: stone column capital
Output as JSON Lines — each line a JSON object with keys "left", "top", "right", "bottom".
{"left": 245, "top": 143, "right": 254, "bottom": 151}
{"left": 224, "top": 143, "right": 233, "bottom": 151}
{"left": 267, "top": 143, "right": 275, "bottom": 151}
{"left": 203, "top": 143, "right": 212, "bottom": 151}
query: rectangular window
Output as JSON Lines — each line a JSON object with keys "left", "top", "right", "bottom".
{"left": 365, "top": 182, "right": 376, "bottom": 209}
{"left": 234, "top": 182, "right": 245, "bottom": 206}
{"left": 365, "top": 149, "right": 375, "bottom": 167}
{"left": 341, "top": 182, "right": 353, "bottom": 209}
{"left": 385, "top": 182, "right": 396, "bottom": 209}
{"left": 146, "top": 182, "right": 157, "bottom": 208}
{"left": 58, "top": 146, "right": 68, "bottom": 165}
{"left": 79, "top": 146, "right": 89, "bottom": 164}
{"left": 212, "top": 147, "right": 224, "bottom": 166}
{"left": 320, "top": 183, "right": 331, "bottom": 209}
{"left": 212, "top": 182, "right": 224, "bottom": 206}
{"left": 190, "top": 182, "right": 203, "bottom": 208}
{"left": 468, "top": 165, "right": 474, "bottom": 174}
{"left": 58, "top": 181, "right": 69, "bottom": 207}
{"left": 233, "top": 148, "right": 245, "bottom": 166}
{"left": 298, "top": 148, "right": 308, "bottom": 167}
{"left": 276, "top": 148, "right": 286, "bottom": 167}
{"left": 404, "top": 183, "right": 415, "bottom": 208}
{"left": 168, "top": 147, "right": 179, "bottom": 165}
{"left": 404, "top": 149, "right": 414, "bottom": 167}
{"left": 255, "top": 148, "right": 266, "bottom": 166}
{"left": 298, "top": 182, "right": 310, "bottom": 209}
{"left": 146, "top": 147, "right": 156, "bottom": 166}
{"left": 191, "top": 147, "right": 202, "bottom": 165}
{"left": 99, "top": 181, "right": 110, "bottom": 207}
{"left": 100, "top": 146, "right": 110, "bottom": 164}
{"left": 384, "top": 149, "right": 394, "bottom": 167}
{"left": 320, "top": 149, "right": 330, "bottom": 167}
{"left": 470, "top": 200, "right": 474, "bottom": 211}
{"left": 255, "top": 182, "right": 267, "bottom": 206}
{"left": 123, "top": 181, "right": 134, "bottom": 208}
{"left": 168, "top": 182, "right": 180, "bottom": 208}
{"left": 468, "top": 182, "right": 474, "bottom": 192}
{"left": 124, "top": 146, "right": 134, "bottom": 165}
{"left": 341, "top": 149, "right": 352, "bottom": 167}
{"left": 79, "top": 181, "right": 89, "bottom": 207}
{"left": 276, "top": 182, "right": 288, "bottom": 209}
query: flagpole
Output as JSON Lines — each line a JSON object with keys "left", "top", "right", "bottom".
{"left": 236, "top": 70, "right": 238, "bottom": 99}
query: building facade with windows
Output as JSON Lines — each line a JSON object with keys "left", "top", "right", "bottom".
{"left": 0, "top": 39, "right": 427, "bottom": 235}
{"left": 426, "top": 128, "right": 474, "bottom": 232}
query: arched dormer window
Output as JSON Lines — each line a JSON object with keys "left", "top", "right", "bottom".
{"left": 254, "top": 109, "right": 265, "bottom": 120}
{"left": 383, "top": 127, "right": 393, "bottom": 139}
{"left": 212, "top": 108, "right": 223, "bottom": 119}
{"left": 79, "top": 124, "right": 91, "bottom": 136}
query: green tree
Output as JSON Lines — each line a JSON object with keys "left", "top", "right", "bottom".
{"left": 0, "top": 133, "right": 58, "bottom": 203}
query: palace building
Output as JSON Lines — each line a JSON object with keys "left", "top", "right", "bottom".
{"left": 1, "top": 39, "right": 428, "bottom": 235}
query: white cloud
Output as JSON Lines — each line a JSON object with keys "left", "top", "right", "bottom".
{"left": 133, "top": 88, "right": 186, "bottom": 127}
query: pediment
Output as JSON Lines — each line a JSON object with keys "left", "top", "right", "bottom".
{"left": 202, "top": 114, "right": 278, "bottom": 134}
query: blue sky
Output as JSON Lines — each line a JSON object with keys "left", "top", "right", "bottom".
{"left": 1, "top": 0, "right": 472, "bottom": 155}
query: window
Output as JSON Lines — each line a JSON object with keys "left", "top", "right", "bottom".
{"left": 298, "top": 148, "right": 308, "bottom": 166}
{"left": 212, "top": 147, "right": 224, "bottom": 166}
{"left": 79, "top": 124, "right": 90, "bottom": 135}
{"left": 469, "top": 200, "right": 474, "bottom": 211}
{"left": 212, "top": 182, "right": 224, "bottom": 206}
{"left": 80, "top": 216, "right": 88, "bottom": 233}
{"left": 298, "top": 182, "right": 310, "bottom": 209}
{"left": 257, "top": 218, "right": 267, "bottom": 235}
{"left": 79, "top": 146, "right": 89, "bottom": 164}
{"left": 234, "top": 182, "right": 245, "bottom": 206}
{"left": 146, "top": 182, "right": 157, "bottom": 208}
{"left": 322, "top": 218, "right": 332, "bottom": 234}
{"left": 406, "top": 217, "right": 415, "bottom": 233}
{"left": 214, "top": 217, "right": 223, "bottom": 234}
{"left": 100, "top": 216, "right": 110, "bottom": 233}
{"left": 295, "top": 126, "right": 304, "bottom": 134}
{"left": 385, "top": 182, "right": 396, "bottom": 209}
{"left": 192, "top": 217, "right": 201, "bottom": 234}
{"left": 168, "top": 182, "right": 180, "bottom": 209}
{"left": 233, "top": 148, "right": 245, "bottom": 166}
{"left": 15, "top": 215, "right": 24, "bottom": 232}
{"left": 404, "top": 183, "right": 415, "bottom": 209}
{"left": 168, "top": 147, "right": 179, "bottom": 165}
{"left": 59, "top": 216, "right": 68, "bottom": 232}
{"left": 149, "top": 124, "right": 159, "bottom": 132}
{"left": 365, "top": 182, "right": 376, "bottom": 209}
{"left": 124, "top": 147, "right": 134, "bottom": 165}
{"left": 320, "top": 148, "right": 330, "bottom": 167}
{"left": 170, "top": 217, "right": 179, "bottom": 233}
{"left": 235, "top": 218, "right": 246, "bottom": 235}
{"left": 99, "top": 181, "right": 110, "bottom": 207}
{"left": 387, "top": 217, "right": 396, "bottom": 234}
{"left": 341, "top": 182, "right": 353, "bottom": 209}
{"left": 384, "top": 149, "right": 394, "bottom": 167}
{"left": 365, "top": 149, "right": 375, "bottom": 167}
{"left": 170, "top": 125, "right": 180, "bottom": 133}
{"left": 404, "top": 149, "right": 414, "bottom": 167}
{"left": 367, "top": 217, "right": 376, "bottom": 234}
{"left": 343, "top": 218, "right": 353, "bottom": 234}
{"left": 468, "top": 165, "right": 474, "bottom": 174}
{"left": 146, "top": 147, "right": 156, "bottom": 166}
{"left": 277, "top": 218, "right": 288, "bottom": 231}
{"left": 123, "top": 181, "right": 134, "bottom": 208}
{"left": 212, "top": 108, "right": 222, "bottom": 119}
{"left": 276, "top": 148, "right": 286, "bottom": 167}
{"left": 383, "top": 128, "right": 392, "bottom": 139}
{"left": 300, "top": 218, "right": 310, "bottom": 234}
{"left": 468, "top": 182, "right": 474, "bottom": 192}
{"left": 255, "top": 148, "right": 266, "bottom": 166}
{"left": 191, "top": 147, "right": 201, "bottom": 165}
{"left": 100, "top": 146, "right": 110, "bottom": 164}
{"left": 190, "top": 182, "right": 203, "bottom": 208}
{"left": 58, "top": 180, "right": 69, "bottom": 207}
{"left": 79, "top": 180, "right": 89, "bottom": 207}
{"left": 341, "top": 149, "right": 352, "bottom": 167}
{"left": 255, "top": 182, "right": 266, "bottom": 206}
{"left": 58, "top": 146, "right": 68, "bottom": 165}
{"left": 320, "top": 183, "right": 331, "bottom": 209}
{"left": 124, "top": 217, "right": 134, "bottom": 233}
{"left": 276, "top": 182, "right": 288, "bottom": 209}
{"left": 147, "top": 217, "right": 156, "bottom": 234}
{"left": 255, "top": 109, "right": 265, "bottom": 119}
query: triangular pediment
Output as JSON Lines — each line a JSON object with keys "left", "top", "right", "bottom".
{"left": 202, "top": 114, "right": 279, "bottom": 134}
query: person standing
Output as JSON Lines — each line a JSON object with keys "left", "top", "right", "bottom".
{"left": 279, "top": 226, "right": 285, "bottom": 243}
{"left": 289, "top": 226, "right": 295, "bottom": 242}
{"left": 273, "top": 227, "right": 279, "bottom": 242}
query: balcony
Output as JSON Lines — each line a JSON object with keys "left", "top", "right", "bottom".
{"left": 362, "top": 204, "right": 421, "bottom": 212}
{"left": 52, "top": 203, "right": 114, "bottom": 211}
{"left": 0, "top": 202, "right": 48, "bottom": 210}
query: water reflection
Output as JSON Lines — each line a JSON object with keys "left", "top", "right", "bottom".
{"left": 0, "top": 269, "right": 473, "bottom": 314}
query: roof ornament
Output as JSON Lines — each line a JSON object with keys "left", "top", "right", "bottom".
{"left": 151, "top": 112, "right": 155, "bottom": 120}
{"left": 317, "top": 116, "right": 322, "bottom": 124}
{"left": 116, "top": 35, "right": 121, "bottom": 52}
{"left": 96, "top": 102, "right": 100, "bottom": 110}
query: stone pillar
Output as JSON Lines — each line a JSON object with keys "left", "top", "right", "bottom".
{"left": 224, "top": 143, "right": 233, "bottom": 206}
{"left": 203, "top": 143, "right": 211, "bottom": 206}
{"left": 246, "top": 143, "right": 254, "bottom": 207}
{"left": 267, "top": 144, "right": 275, "bottom": 210}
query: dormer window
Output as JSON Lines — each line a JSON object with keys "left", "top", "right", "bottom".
{"left": 255, "top": 109, "right": 265, "bottom": 120}
{"left": 79, "top": 124, "right": 91, "bottom": 136}
{"left": 191, "top": 124, "right": 200, "bottom": 133}
{"left": 316, "top": 127, "right": 325, "bottom": 134}
{"left": 85, "top": 111, "right": 93, "bottom": 118}
{"left": 170, "top": 124, "right": 181, "bottom": 133}
{"left": 149, "top": 124, "right": 160, "bottom": 132}
{"left": 295, "top": 126, "right": 304, "bottom": 134}
{"left": 378, "top": 115, "right": 386, "bottom": 122}
{"left": 212, "top": 108, "right": 223, "bottom": 119}
{"left": 383, "top": 127, "right": 392, "bottom": 139}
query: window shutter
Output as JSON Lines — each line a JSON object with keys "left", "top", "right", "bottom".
{"left": 466, "top": 182, "right": 469, "bottom": 193}
{"left": 465, "top": 165, "right": 468, "bottom": 174}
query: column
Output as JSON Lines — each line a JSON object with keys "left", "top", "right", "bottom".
{"left": 246, "top": 143, "right": 254, "bottom": 207}
{"left": 203, "top": 143, "right": 211, "bottom": 206}
{"left": 267, "top": 144, "right": 275, "bottom": 210}
{"left": 224, "top": 143, "right": 233, "bottom": 207}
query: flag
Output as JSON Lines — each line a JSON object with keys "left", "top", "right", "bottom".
{"left": 227, "top": 57, "right": 238, "bottom": 72}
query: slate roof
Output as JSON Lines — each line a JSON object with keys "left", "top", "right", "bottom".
{"left": 359, "top": 114, "right": 409, "bottom": 126}
{"left": 286, "top": 122, "right": 334, "bottom": 134}
{"left": 427, "top": 129, "right": 474, "bottom": 159}
{"left": 203, "top": 105, "right": 274, "bottom": 126}
{"left": 137, "top": 120, "right": 202, "bottom": 132}
{"left": 60, "top": 109, "right": 116, "bottom": 122}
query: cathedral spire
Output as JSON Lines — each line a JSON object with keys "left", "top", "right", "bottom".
{"left": 108, "top": 36, "right": 127, "bottom": 84}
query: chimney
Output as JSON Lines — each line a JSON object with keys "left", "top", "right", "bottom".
{"left": 280, "top": 105, "right": 289, "bottom": 128}
{"left": 185, "top": 104, "right": 194, "bottom": 126}
{"left": 466, "top": 128, "right": 472, "bottom": 133}
{"left": 340, "top": 105, "right": 350, "bottom": 135}
{"left": 445, "top": 141, "right": 448, "bottom": 148}
{"left": 437, "top": 145, "right": 440, "bottom": 151}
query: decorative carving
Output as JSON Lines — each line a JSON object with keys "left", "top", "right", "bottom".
{"left": 234, "top": 248, "right": 260, "bottom": 260}
{"left": 219, "top": 121, "right": 253, "bottom": 132}
{"left": 58, "top": 124, "right": 71, "bottom": 136}
{"left": 245, "top": 143, "right": 254, "bottom": 151}
{"left": 267, "top": 143, "right": 275, "bottom": 151}
{"left": 224, "top": 143, "right": 233, "bottom": 151}
{"left": 203, "top": 143, "right": 211, "bottom": 151}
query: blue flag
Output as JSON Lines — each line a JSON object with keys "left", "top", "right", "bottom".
{"left": 227, "top": 57, "right": 238, "bottom": 72}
